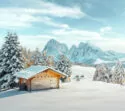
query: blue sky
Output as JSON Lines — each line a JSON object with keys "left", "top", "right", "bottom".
{"left": 0, "top": 0, "right": 125, "bottom": 52}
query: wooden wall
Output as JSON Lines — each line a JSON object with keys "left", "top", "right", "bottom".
{"left": 19, "top": 69, "right": 62, "bottom": 91}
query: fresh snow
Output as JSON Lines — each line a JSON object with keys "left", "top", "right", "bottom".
{"left": 16, "top": 65, "right": 67, "bottom": 79}
{"left": 71, "top": 65, "right": 95, "bottom": 80}
{"left": 16, "top": 65, "right": 48, "bottom": 79}
{"left": 1, "top": 65, "right": 125, "bottom": 111}
{"left": 94, "top": 58, "right": 111, "bottom": 65}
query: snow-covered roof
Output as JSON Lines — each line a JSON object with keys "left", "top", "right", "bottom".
{"left": 16, "top": 65, "right": 67, "bottom": 79}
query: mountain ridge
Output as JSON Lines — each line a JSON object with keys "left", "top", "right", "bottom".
{"left": 42, "top": 39, "right": 125, "bottom": 65}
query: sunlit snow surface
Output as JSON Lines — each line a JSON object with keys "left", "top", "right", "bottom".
{"left": 1, "top": 65, "right": 125, "bottom": 111}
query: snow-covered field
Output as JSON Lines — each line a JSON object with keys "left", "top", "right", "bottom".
{"left": 1, "top": 65, "right": 125, "bottom": 111}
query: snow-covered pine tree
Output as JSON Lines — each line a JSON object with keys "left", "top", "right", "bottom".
{"left": 31, "top": 48, "right": 42, "bottom": 65}
{"left": 47, "top": 56, "right": 54, "bottom": 67}
{"left": 41, "top": 51, "right": 48, "bottom": 66}
{"left": 93, "top": 64, "right": 111, "bottom": 83}
{"left": 55, "top": 55, "right": 72, "bottom": 81}
{"left": 0, "top": 33, "right": 24, "bottom": 89}
{"left": 22, "top": 47, "right": 35, "bottom": 68}
{"left": 112, "top": 62, "right": 125, "bottom": 85}
{"left": 0, "top": 50, "right": 5, "bottom": 90}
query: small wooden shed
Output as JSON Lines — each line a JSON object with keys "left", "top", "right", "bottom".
{"left": 16, "top": 66, "right": 67, "bottom": 91}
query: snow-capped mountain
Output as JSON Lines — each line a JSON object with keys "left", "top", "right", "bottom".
{"left": 42, "top": 39, "right": 125, "bottom": 65}
{"left": 69, "top": 42, "right": 106, "bottom": 64}
{"left": 43, "top": 39, "right": 68, "bottom": 60}
{"left": 68, "top": 42, "right": 125, "bottom": 64}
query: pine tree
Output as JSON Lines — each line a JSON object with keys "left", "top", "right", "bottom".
{"left": 41, "top": 51, "right": 48, "bottom": 66}
{"left": 47, "top": 56, "right": 54, "bottom": 67}
{"left": 0, "top": 33, "right": 24, "bottom": 89}
{"left": 93, "top": 64, "right": 111, "bottom": 83}
{"left": 31, "top": 48, "right": 42, "bottom": 65}
{"left": 22, "top": 47, "right": 34, "bottom": 68}
{"left": 55, "top": 55, "right": 72, "bottom": 77}
{"left": 112, "top": 62, "right": 125, "bottom": 85}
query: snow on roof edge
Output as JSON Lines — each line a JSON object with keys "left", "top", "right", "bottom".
{"left": 16, "top": 65, "right": 67, "bottom": 79}
{"left": 48, "top": 67, "right": 67, "bottom": 77}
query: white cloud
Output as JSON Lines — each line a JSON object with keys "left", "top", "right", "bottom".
{"left": 0, "top": 0, "right": 85, "bottom": 28}
{"left": 17, "top": 28, "right": 102, "bottom": 50}
{"left": 39, "top": 1, "right": 85, "bottom": 19}
{"left": 0, "top": 0, "right": 124, "bottom": 53}
{"left": 8, "top": 0, "right": 85, "bottom": 19}
{"left": 40, "top": 17, "right": 70, "bottom": 29}
{"left": 19, "top": 34, "right": 55, "bottom": 50}
{"left": 92, "top": 38, "right": 125, "bottom": 53}
{"left": 0, "top": 8, "right": 40, "bottom": 28}
{"left": 52, "top": 28, "right": 102, "bottom": 40}
{"left": 50, "top": 28, "right": 103, "bottom": 48}
{"left": 51, "top": 28, "right": 125, "bottom": 53}
{"left": 12, "top": 29, "right": 125, "bottom": 53}
{"left": 100, "top": 26, "right": 112, "bottom": 33}
{"left": 0, "top": 8, "right": 70, "bottom": 29}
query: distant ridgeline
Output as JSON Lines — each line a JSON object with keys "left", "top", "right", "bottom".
{"left": 42, "top": 39, "right": 125, "bottom": 66}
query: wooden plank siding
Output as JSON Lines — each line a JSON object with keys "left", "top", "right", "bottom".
{"left": 19, "top": 69, "right": 63, "bottom": 91}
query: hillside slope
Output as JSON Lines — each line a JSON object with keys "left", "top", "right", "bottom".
{"left": 1, "top": 65, "right": 125, "bottom": 111}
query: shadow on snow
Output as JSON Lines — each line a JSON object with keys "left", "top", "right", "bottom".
{"left": 0, "top": 89, "right": 28, "bottom": 98}
{"left": 0, "top": 88, "right": 58, "bottom": 99}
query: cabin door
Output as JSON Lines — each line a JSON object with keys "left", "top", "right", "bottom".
{"left": 20, "top": 79, "right": 27, "bottom": 91}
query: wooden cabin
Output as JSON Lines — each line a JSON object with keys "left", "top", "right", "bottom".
{"left": 16, "top": 66, "right": 67, "bottom": 91}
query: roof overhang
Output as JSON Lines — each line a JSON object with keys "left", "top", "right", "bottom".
{"left": 16, "top": 66, "right": 67, "bottom": 79}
